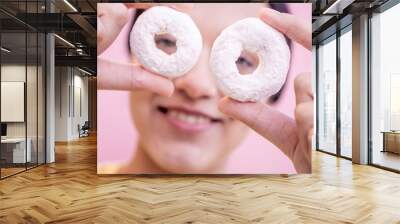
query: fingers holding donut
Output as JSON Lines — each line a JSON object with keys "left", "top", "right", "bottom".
{"left": 218, "top": 91, "right": 313, "bottom": 173}
{"left": 294, "top": 100, "right": 313, "bottom": 172}
{"left": 218, "top": 97, "right": 298, "bottom": 159}
{"left": 213, "top": 16, "right": 294, "bottom": 155}
{"left": 97, "top": 3, "right": 193, "bottom": 56}
{"left": 210, "top": 18, "right": 290, "bottom": 102}
{"left": 293, "top": 73, "right": 313, "bottom": 171}
{"left": 215, "top": 9, "right": 312, "bottom": 172}
{"left": 97, "top": 3, "right": 128, "bottom": 55}
{"left": 294, "top": 72, "right": 313, "bottom": 105}
{"left": 98, "top": 5, "right": 186, "bottom": 95}
{"left": 259, "top": 8, "right": 312, "bottom": 51}
{"left": 97, "top": 58, "right": 174, "bottom": 97}
{"left": 130, "top": 6, "right": 202, "bottom": 78}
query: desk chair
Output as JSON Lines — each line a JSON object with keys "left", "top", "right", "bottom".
{"left": 78, "top": 121, "right": 90, "bottom": 138}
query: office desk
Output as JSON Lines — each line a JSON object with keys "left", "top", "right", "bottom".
{"left": 381, "top": 131, "right": 400, "bottom": 154}
{"left": 1, "top": 138, "right": 31, "bottom": 163}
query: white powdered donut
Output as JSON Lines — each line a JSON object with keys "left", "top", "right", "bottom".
{"left": 130, "top": 6, "right": 202, "bottom": 78}
{"left": 210, "top": 18, "right": 291, "bottom": 102}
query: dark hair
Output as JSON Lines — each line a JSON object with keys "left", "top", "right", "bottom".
{"left": 130, "top": 4, "right": 291, "bottom": 103}
{"left": 264, "top": 3, "right": 291, "bottom": 103}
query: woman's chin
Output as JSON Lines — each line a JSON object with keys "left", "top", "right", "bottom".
{"left": 147, "top": 142, "right": 220, "bottom": 173}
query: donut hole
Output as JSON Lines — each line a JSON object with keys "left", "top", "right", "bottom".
{"left": 154, "top": 33, "right": 177, "bottom": 55}
{"left": 235, "top": 50, "right": 259, "bottom": 75}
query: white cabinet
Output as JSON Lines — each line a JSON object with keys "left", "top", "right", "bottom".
{"left": 1, "top": 138, "right": 32, "bottom": 163}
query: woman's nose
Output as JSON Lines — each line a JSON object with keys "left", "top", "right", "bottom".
{"left": 174, "top": 49, "right": 218, "bottom": 100}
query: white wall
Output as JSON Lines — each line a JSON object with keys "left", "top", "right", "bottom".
{"left": 71, "top": 73, "right": 89, "bottom": 138}
{"left": 54, "top": 67, "right": 89, "bottom": 141}
{"left": 1, "top": 65, "right": 39, "bottom": 138}
{"left": 1, "top": 64, "right": 46, "bottom": 164}
{"left": 55, "top": 66, "right": 70, "bottom": 141}
{"left": 1, "top": 65, "right": 26, "bottom": 140}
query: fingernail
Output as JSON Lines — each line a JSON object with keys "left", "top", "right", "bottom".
{"left": 259, "top": 7, "right": 280, "bottom": 21}
{"left": 218, "top": 98, "right": 228, "bottom": 112}
{"left": 167, "top": 87, "right": 174, "bottom": 97}
{"left": 170, "top": 3, "right": 194, "bottom": 12}
{"left": 97, "top": 19, "right": 104, "bottom": 40}
{"left": 164, "top": 81, "right": 175, "bottom": 97}
{"left": 220, "top": 97, "right": 237, "bottom": 112}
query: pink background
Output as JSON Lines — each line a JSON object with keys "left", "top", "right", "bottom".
{"left": 98, "top": 4, "right": 312, "bottom": 174}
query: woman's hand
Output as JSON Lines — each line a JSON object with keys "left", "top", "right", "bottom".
{"left": 97, "top": 3, "right": 193, "bottom": 55}
{"left": 219, "top": 8, "right": 313, "bottom": 173}
{"left": 97, "top": 3, "right": 192, "bottom": 96}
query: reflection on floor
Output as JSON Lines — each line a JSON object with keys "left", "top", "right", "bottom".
{"left": 341, "top": 147, "right": 352, "bottom": 158}
{"left": 0, "top": 162, "right": 42, "bottom": 178}
{"left": 373, "top": 150, "right": 400, "bottom": 171}
{"left": 0, "top": 135, "right": 399, "bottom": 223}
{"left": 1, "top": 167, "right": 25, "bottom": 178}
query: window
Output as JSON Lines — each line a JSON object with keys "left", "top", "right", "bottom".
{"left": 339, "top": 27, "right": 352, "bottom": 158}
{"left": 0, "top": 1, "right": 46, "bottom": 179}
{"left": 312, "top": 46, "right": 317, "bottom": 151}
{"left": 370, "top": 2, "right": 400, "bottom": 171}
{"left": 317, "top": 36, "right": 337, "bottom": 154}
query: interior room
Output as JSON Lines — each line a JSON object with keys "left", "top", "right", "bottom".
{"left": 0, "top": 15, "right": 46, "bottom": 177}
{"left": 313, "top": 0, "right": 400, "bottom": 173}
{"left": 0, "top": 0, "right": 399, "bottom": 223}
{"left": 370, "top": 3, "right": 400, "bottom": 171}
{"left": 0, "top": 0, "right": 97, "bottom": 178}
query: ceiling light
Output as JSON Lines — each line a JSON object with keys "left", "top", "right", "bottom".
{"left": 63, "top": 0, "right": 78, "bottom": 12}
{"left": 76, "top": 48, "right": 85, "bottom": 55}
{"left": 78, "top": 67, "right": 93, "bottom": 76}
{"left": 1, "top": 47, "right": 11, "bottom": 53}
{"left": 54, "top": 34, "right": 75, "bottom": 48}
{"left": 323, "top": 0, "right": 355, "bottom": 15}
{"left": 323, "top": 0, "right": 341, "bottom": 14}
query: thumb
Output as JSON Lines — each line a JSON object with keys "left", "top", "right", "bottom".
{"left": 97, "top": 57, "right": 174, "bottom": 97}
{"left": 219, "top": 97, "right": 298, "bottom": 158}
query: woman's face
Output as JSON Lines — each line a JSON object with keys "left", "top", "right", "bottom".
{"left": 130, "top": 3, "right": 266, "bottom": 173}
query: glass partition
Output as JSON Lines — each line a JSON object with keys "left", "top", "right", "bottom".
{"left": 27, "top": 31, "right": 38, "bottom": 169}
{"left": 370, "top": 3, "right": 400, "bottom": 171}
{"left": 339, "top": 27, "right": 352, "bottom": 158}
{"left": 38, "top": 32, "right": 45, "bottom": 165}
{"left": 0, "top": 0, "right": 46, "bottom": 179}
{"left": 317, "top": 35, "right": 337, "bottom": 154}
{"left": 312, "top": 46, "right": 317, "bottom": 151}
{"left": 1, "top": 30, "right": 28, "bottom": 177}
{"left": 28, "top": 0, "right": 38, "bottom": 170}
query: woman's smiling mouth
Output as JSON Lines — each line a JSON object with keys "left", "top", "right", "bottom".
{"left": 157, "top": 105, "right": 223, "bottom": 133}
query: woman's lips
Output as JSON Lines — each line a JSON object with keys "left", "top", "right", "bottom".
{"left": 157, "top": 106, "right": 222, "bottom": 133}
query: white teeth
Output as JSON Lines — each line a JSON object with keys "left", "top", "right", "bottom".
{"left": 167, "top": 109, "right": 211, "bottom": 124}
